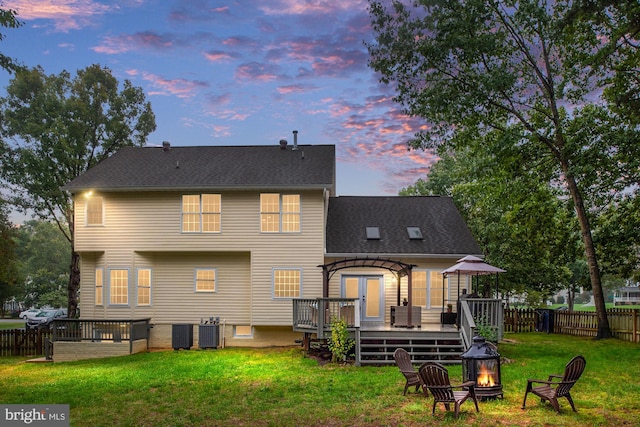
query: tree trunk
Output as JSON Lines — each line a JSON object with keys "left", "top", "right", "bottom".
{"left": 67, "top": 250, "right": 80, "bottom": 318}
{"left": 564, "top": 173, "right": 612, "bottom": 338}
{"left": 567, "top": 285, "right": 575, "bottom": 310}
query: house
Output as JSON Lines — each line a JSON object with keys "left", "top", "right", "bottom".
{"left": 614, "top": 286, "right": 640, "bottom": 306}
{"left": 62, "top": 140, "right": 482, "bottom": 355}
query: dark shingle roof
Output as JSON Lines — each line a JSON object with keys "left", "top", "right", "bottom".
{"left": 63, "top": 144, "right": 335, "bottom": 192}
{"left": 326, "top": 196, "right": 482, "bottom": 256}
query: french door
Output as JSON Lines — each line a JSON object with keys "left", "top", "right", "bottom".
{"left": 342, "top": 275, "right": 384, "bottom": 322}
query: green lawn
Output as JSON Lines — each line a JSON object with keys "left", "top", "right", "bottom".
{"left": 0, "top": 321, "right": 25, "bottom": 330}
{"left": 1, "top": 333, "right": 638, "bottom": 426}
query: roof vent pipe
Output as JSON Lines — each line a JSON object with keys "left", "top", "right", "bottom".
{"left": 292, "top": 130, "right": 298, "bottom": 150}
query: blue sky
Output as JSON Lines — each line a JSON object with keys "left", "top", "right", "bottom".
{"left": 1, "top": 0, "right": 437, "bottom": 197}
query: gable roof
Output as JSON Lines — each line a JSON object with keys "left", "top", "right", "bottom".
{"left": 63, "top": 144, "right": 335, "bottom": 192}
{"left": 325, "top": 196, "right": 482, "bottom": 257}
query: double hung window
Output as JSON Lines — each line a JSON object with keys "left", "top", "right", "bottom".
{"left": 260, "top": 194, "right": 300, "bottom": 233}
{"left": 182, "top": 194, "right": 221, "bottom": 233}
{"left": 195, "top": 269, "right": 216, "bottom": 292}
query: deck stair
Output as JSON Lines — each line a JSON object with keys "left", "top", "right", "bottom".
{"left": 357, "top": 329, "right": 464, "bottom": 366}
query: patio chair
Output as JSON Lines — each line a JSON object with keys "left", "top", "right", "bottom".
{"left": 393, "top": 348, "right": 425, "bottom": 395}
{"left": 418, "top": 362, "right": 479, "bottom": 418}
{"left": 522, "top": 355, "right": 586, "bottom": 413}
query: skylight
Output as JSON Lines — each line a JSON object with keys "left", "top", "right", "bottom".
{"left": 366, "top": 227, "right": 380, "bottom": 240}
{"left": 407, "top": 226, "right": 423, "bottom": 240}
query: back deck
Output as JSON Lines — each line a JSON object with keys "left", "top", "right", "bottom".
{"left": 292, "top": 298, "right": 489, "bottom": 366}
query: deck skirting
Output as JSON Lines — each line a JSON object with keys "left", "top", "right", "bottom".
{"left": 52, "top": 339, "right": 148, "bottom": 362}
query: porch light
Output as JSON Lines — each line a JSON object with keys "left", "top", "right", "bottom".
{"left": 460, "top": 336, "right": 503, "bottom": 400}
{"left": 84, "top": 191, "right": 93, "bottom": 198}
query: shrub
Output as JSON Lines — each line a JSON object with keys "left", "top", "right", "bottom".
{"left": 328, "top": 317, "right": 354, "bottom": 363}
{"left": 474, "top": 316, "right": 498, "bottom": 343}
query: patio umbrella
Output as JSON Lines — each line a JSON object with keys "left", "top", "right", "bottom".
{"left": 441, "top": 255, "right": 506, "bottom": 299}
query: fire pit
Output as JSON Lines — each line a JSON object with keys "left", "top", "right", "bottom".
{"left": 460, "top": 336, "right": 503, "bottom": 399}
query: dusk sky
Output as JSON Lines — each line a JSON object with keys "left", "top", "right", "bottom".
{"left": 1, "top": 0, "right": 438, "bottom": 197}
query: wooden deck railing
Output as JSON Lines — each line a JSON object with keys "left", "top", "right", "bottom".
{"left": 292, "top": 298, "right": 359, "bottom": 339}
{"left": 459, "top": 299, "right": 504, "bottom": 347}
{"left": 48, "top": 318, "right": 152, "bottom": 359}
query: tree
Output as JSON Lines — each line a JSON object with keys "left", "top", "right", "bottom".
{"left": 563, "top": 1, "right": 640, "bottom": 123}
{"left": 401, "top": 129, "right": 579, "bottom": 303}
{"left": 14, "top": 220, "right": 70, "bottom": 309}
{"left": 368, "top": 0, "right": 640, "bottom": 338}
{"left": 0, "top": 64, "right": 156, "bottom": 317}
{"left": 0, "top": 4, "right": 22, "bottom": 73}
{"left": 0, "top": 201, "right": 20, "bottom": 317}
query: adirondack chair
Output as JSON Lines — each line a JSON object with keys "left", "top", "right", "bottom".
{"left": 418, "top": 362, "right": 479, "bottom": 418}
{"left": 393, "top": 348, "right": 425, "bottom": 395}
{"left": 522, "top": 355, "right": 586, "bottom": 413}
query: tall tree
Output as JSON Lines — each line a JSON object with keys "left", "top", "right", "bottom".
{"left": 0, "top": 200, "right": 20, "bottom": 317}
{"left": 563, "top": 1, "right": 640, "bottom": 123}
{"left": 368, "top": 0, "right": 640, "bottom": 338}
{"left": 402, "top": 129, "right": 579, "bottom": 303}
{"left": 0, "top": 4, "right": 22, "bottom": 73}
{"left": 14, "top": 220, "right": 70, "bottom": 309}
{"left": 0, "top": 64, "right": 156, "bottom": 317}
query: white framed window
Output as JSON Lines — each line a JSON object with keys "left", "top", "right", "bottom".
{"left": 260, "top": 193, "right": 300, "bottom": 233}
{"left": 109, "top": 269, "right": 129, "bottom": 305}
{"left": 182, "top": 194, "right": 221, "bottom": 233}
{"left": 195, "top": 268, "right": 216, "bottom": 292}
{"left": 137, "top": 269, "right": 152, "bottom": 306}
{"left": 412, "top": 271, "right": 427, "bottom": 307}
{"left": 411, "top": 270, "right": 447, "bottom": 308}
{"left": 86, "top": 196, "right": 104, "bottom": 226}
{"left": 273, "top": 268, "right": 301, "bottom": 298}
{"left": 95, "top": 268, "right": 103, "bottom": 306}
{"left": 428, "top": 270, "right": 446, "bottom": 309}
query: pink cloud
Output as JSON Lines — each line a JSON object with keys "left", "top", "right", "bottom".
{"left": 169, "top": 2, "right": 230, "bottom": 22}
{"left": 235, "top": 62, "right": 284, "bottom": 82}
{"left": 276, "top": 84, "right": 315, "bottom": 95}
{"left": 202, "top": 50, "right": 239, "bottom": 62}
{"left": 137, "top": 72, "right": 209, "bottom": 98}
{"left": 180, "top": 118, "right": 232, "bottom": 138}
{"left": 259, "top": 0, "right": 367, "bottom": 16}
{"left": 5, "top": 0, "right": 111, "bottom": 32}
{"left": 93, "top": 31, "right": 177, "bottom": 54}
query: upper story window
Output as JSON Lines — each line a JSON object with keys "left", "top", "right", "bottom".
{"left": 182, "top": 194, "right": 221, "bottom": 233}
{"left": 260, "top": 193, "right": 300, "bottom": 233}
{"left": 86, "top": 196, "right": 104, "bottom": 226}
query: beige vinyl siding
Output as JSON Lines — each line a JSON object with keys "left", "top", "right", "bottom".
{"left": 75, "top": 190, "right": 325, "bottom": 326}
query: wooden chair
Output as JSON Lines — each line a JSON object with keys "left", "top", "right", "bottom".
{"left": 522, "top": 355, "right": 586, "bottom": 413}
{"left": 418, "top": 362, "right": 479, "bottom": 418}
{"left": 393, "top": 348, "right": 425, "bottom": 395}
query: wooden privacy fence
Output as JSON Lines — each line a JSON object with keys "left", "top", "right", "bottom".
{"left": 504, "top": 308, "right": 640, "bottom": 343}
{"left": 0, "top": 329, "right": 51, "bottom": 357}
{"left": 503, "top": 308, "right": 539, "bottom": 333}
